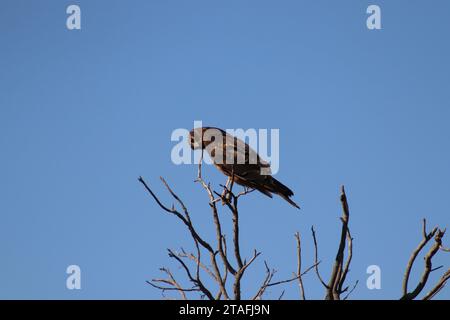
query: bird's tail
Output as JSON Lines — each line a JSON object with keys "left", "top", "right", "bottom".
{"left": 269, "top": 177, "right": 300, "bottom": 209}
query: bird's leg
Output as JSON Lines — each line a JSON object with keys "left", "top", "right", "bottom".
{"left": 195, "top": 149, "right": 204, "bottom": 182}
{"left": 228, "top": 175, "right": 235, "bottom": 195}
{"left": 221, "top": 176, "right": 231, "bottom": 196}
{"left": 221, "top": 177, "right": 232, "bottom": 204}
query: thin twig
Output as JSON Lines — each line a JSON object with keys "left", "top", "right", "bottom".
{"left": 253, "top": 261, "right": 319, "bottom": 300}
{"left": 295, "top": 232, "right": 306, "bottom": 300}
{"left": 343, "top": 280, "right": 359, "bottom": 300}
{"left": 311, "top": 226, "right": 329, "bottom": 289}
{"left": 148, "top": 267, "right": 196, "bottom": 299}
{"left": 422, "top": 268, "right": 450, "bottom": 300}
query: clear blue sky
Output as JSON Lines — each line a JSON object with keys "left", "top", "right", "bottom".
{"left": 1, "top": 0, "right": 449, "bottom": 299}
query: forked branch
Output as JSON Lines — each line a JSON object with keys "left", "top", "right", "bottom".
{"left": 401, "top": 220, "right": 448, "bottom": 300}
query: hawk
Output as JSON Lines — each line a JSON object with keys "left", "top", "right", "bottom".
{"left": 189, "top": 127, "right": 300, "bottom": 209}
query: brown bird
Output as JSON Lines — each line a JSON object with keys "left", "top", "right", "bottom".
{"left": 189, "top": 127, "right": 300, "bottom": 209}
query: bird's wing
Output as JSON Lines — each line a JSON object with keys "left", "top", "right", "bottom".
{"left": 205, "top": 131, "right": 271, "bottom": 176}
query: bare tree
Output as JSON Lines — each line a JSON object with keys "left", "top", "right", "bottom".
{"left": 139, "top": 174, "right": 448, "bottom": 300}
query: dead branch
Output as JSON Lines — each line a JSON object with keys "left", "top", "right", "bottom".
{"left": 310, "top": 186, "right": 355, "bottom": 300}
{"left": 401, "top": 222, "right": 448, "bottom": 300}
{"left": 216, "top": 179, "right": 261, "bottom": 300}
{"left": 177, "top": 249, "right": 218, "bottom": 282}
{"left": 167, "top": 249, "right": 214, "bottom": 300}
{"left": 141, "top": 173, "right": 448, "bottom": 300}
{"left": 402, "top": 219, "right": 438, "bottom": 297}
{"left": 140, "top": 168, "right": 266, "bottom": 300}
{"left": 148, "top": 268, "right": 198, "bottom": 299}
{"left": 139, "top": 176, "right": 224, "bottom": 299}
{"left": 253, "top": 260, "right": 319, "bottom": 300}
{"left": 295, "top": 232, "right": 306, "bottom": 300}
{"left": 422, "top": 268, "right": 450, "bottom": 300}
{"left": 138, "top": 176, "right": 213, "bottom": 253}
{"left": 311, "top": 226, "right": 329, "bottom": 289}
{"left": 338, "top": 228, "right": 353, "bottom": 294}
{"left": 252, "top": 261, "right": 276, "bottom": 300}
{"left": 195, "top": 162, "right": 237, "bottom": 280}
{"left": 325, "top": 186, "right": 352, "bottom": 300}
{"left": 342, "top": 280, "right": 359, "bottom": 300}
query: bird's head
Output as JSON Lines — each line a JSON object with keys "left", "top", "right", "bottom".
{"left": 189, "top": 127, "right": 224, "bottom": 150}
